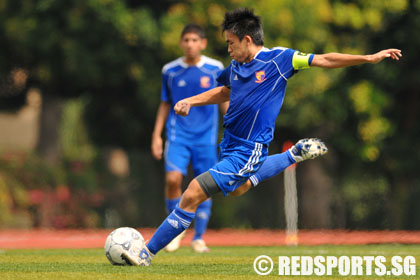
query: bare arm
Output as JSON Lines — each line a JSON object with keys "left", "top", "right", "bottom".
{"left": 151, "top": 101, "right": 170, "bottom": 160}
{"left": 174, "top": 86, "right": 231, "bottom": 116}
{"left": 311, "top": 49, "right": 402, "bottom": 69}
{"left": 218, "top": 101, "right": 229, "bottom": 115}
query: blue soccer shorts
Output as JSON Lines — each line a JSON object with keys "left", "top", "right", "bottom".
{"left": 208, "top": 130, "right": 268, "bottom": 196}
{"left": 164, "top": 141, "right": 218, "bottom": 177}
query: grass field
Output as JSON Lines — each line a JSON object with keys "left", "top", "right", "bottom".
{"left": 1, "top": 245, "right": 419, "bottom": 279}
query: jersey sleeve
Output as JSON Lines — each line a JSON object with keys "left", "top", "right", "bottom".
{"left": 273, "top": 48, "right": 314, "bottom": 76}
{"left": 216, "top": 64, "right": 232, "bottom": 89}
{"left": 161, "top": 71, "right": 171, "bottom": 103}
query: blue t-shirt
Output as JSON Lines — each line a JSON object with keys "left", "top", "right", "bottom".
{"left": 162, "top": 55, "right": 224, "bottom": 145}
{"left": 217, "top": 47, "right": 313, "bottom": 144}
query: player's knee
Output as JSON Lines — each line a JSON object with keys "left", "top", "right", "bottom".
{"left": 166, "top": 172, "right": 182, "bottom": 190}
{"left": 181, "top": 188, "right": 199, "bottom": 208}
{"left": 179, "top": 180, "right": 207, "bottom": 212}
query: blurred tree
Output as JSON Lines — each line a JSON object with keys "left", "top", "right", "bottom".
{"left": 337, "top": 0, "right": 420, "bottom": 229}
{"left": 0, "top": 0, "right": 159, "bottom": 162}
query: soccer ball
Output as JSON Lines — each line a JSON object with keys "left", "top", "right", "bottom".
{"left": 104, "top": 227, "right": 144, "bottom": 265}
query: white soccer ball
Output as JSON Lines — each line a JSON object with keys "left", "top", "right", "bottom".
{"left": 104, "top": 227, "right": 144, "bottom": 265}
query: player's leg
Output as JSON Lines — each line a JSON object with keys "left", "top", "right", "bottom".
{"left": 250, "top": 138, "right": 328, "bottom": 187}
{"left": 122, "top": 179, "right": 208, "bottom": 266}
{"left": 164, "top": 141, "right": 189, "bottom": 212}
{"left": 190, "top": 145, "right": 217, "bottom": 252}
{"left": 165, "top": 171, "right": 183, "bottom": 211}
{"left": 247, "top": 151, "right": 295, "bottom": 187}
{"left": 163, "top": 142, "right": 190, "bottom": 252}
{"left": 207, "top": 132, "right": 268, "bottom": 197}
{"left": 147, "top": 179, "right": 207, "bottom": 255}
{"left": 230, "top": 180, "right": 252, "bottom": 196}
{"left": 191, "top": 200, "right": 212, "bottom": 252}
{"left": 164, "top": 172, "right": 187, "bottom": 252}
{"left": 231, "top": 138, "right": 328, "bottom": 196}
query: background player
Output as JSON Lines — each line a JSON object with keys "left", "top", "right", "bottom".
{"left": 151, "top": 24, "right": 227, "bottom": 253}
{"left": 127, "top": 8, "right": 402, "bottom": 266}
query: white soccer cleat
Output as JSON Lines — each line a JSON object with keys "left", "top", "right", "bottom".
{"left": 191, "top": 239, "right": 210, "bottom": 253}
{"left": 164, "top": 230, "right": 186, "bottom": 252}
{"left": 122, "top": 246, "right": 154, "bottom": 266}
{"left": 288, "top": 138, "right": 328, "bottom": 163}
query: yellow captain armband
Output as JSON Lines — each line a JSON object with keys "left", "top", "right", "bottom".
{"left": 292, "top": 51, "right": 313, "bottom": 70}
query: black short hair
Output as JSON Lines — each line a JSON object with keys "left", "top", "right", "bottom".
{"left": 181, "top": 24, "right": 205, "bottom": 38}
{"left": 222, "top": 8, "right": 264, "bottom": 46}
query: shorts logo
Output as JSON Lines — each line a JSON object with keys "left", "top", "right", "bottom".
{"left": 200, "top": 76, "right": 211, "bottom": 88}
{"left": 255, "top": 71, "right": 266, "bottom": 83}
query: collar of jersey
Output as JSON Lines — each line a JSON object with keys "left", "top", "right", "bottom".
{"left": 180, "top": 56, "right": 205, "bottom": 68}
{"left": 240, "top": 47, "right": 269, "bottom": 65}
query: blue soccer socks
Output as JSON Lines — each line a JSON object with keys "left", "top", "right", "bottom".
{"left": 249, "top": 151, "right": 294, "bottom": 187}
{"left": 146, "top": 207, "right": 195, "bottom": 255}
{"left": 165, "top": 197, "right": 181, "bottom": 213}
{"left": 193, "top": 199, "right": 212, "bottom": 241}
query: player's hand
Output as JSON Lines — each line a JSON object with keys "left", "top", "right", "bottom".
{"left": 151, "top": 135, "right": 163, "bottom": 160}
{"left": 174, "top": 100, "right": 191, "bottom": 116}
{"left": 370, "top": 49, "right": 402, "bottom": 64}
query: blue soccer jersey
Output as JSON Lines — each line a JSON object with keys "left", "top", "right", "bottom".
{"left": 217, "top": 47, "right": 314, "bottom": 144}
{"left": 162, "top": 56, "right": 224, "bottom": 145}
{"left": 210, "top": 47, "right": 313, "bottom": 196}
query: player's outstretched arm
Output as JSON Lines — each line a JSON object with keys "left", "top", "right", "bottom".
{"left": 311, "top": 49, "right": 402, "bottom": 69}
{"left": 174, "top": 86, "right": 231, "bottom": 116}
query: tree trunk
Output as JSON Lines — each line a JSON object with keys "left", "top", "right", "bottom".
{"left": 36, "top": 94, "right": 63, "bottom": 164}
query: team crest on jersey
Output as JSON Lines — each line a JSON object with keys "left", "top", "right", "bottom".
{"left": 255, "top": 71, "right": 266, "bottom": 83}
{"left": 200, "top": 76, "right": 211, "bottom": 88}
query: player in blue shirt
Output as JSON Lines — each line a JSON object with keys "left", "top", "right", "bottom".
{"left": 151, "top": 24, "right": 226, "bottom": 253}
{"left": 125, "top": 8, "right": 402, "bottom": 266}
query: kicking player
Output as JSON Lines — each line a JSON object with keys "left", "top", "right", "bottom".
{"left": 126, "top": 8, "right": 402, "bottom": 265}
{"left": 151, "top": 24, "right": 226, "bottom": 253}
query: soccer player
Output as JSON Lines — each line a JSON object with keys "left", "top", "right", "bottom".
{"left": 151, "top": 24, "right": 226, "bottom": 253}
{"left": 124, "top": 8, "right": 402, "bottom": 266}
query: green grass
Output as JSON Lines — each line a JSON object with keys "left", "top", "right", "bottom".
{"left": 0, "top": 245, "right": 419, "bottom": 279}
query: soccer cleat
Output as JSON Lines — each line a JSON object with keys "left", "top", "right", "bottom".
{"left": 164, "top": 230, "right": 186, "bottom": 252}
{"left": 288, "top": 138, "right": 328, "bottom": 163}
{"left": 191, "top": 239, "right": 210, "bottom": 253}
{"left": 122, "top": 246, "right": 154, "bottom": 266}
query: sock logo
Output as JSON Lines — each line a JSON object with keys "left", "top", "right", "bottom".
{"left": 168, "top": 218, "right": 179, "bottom": 229}
{"left": 196, "top": 212, "right": 208, "bottom": 219}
